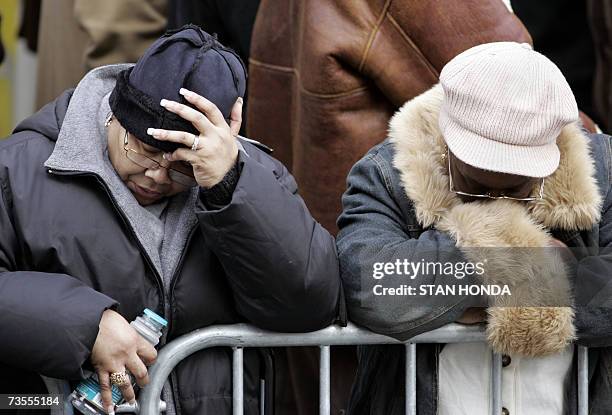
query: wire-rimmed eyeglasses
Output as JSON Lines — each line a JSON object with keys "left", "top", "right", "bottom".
{"left": 123, "top": 129, "right": 198, "bottom": 187}
{"left": 446, "top": 151, "right": 545, "bottom": 202}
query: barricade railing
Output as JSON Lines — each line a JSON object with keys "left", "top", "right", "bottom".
{"left": 43, "top": 322, "right": 588, "bottom": 415}
{"left": 134, "top": 322, "right": 589, "bottom": 415}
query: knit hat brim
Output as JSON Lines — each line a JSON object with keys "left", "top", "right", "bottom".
{"left": 440, "top": 109, "right": 561, "bottom": 178}
{"left": 109, "top": 68, "right": 199, "bottom": 153}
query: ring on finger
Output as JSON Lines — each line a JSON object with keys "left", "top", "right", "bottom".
{"left": 109, "top": 370, "right": 131, "bottom": 387}
{"left": 191, "top": 134, "right": 200, "bottom": 151}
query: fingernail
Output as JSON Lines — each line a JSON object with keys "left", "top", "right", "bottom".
{"left": 147, "top": 128, "right": 156, "bottom": 136}
{"left": 163, "top": 153, "right": 171, "bottom": 160}
{"left": 179, "top": 88, "right": 192, "bottom": 96}
{"left": 107, "top": 405, "right": 115, "bottom": 415}
{"left": 237, "top": 97, "right": 243, "bottom": 104}
{"left": 160, "top": 99, "right": 168, "bottom": 107}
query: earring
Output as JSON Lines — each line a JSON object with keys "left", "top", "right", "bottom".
{"left": 104, "top": 112, "right": 113, "bottom": 127}
{"left": 441, "top": 146, "right": 448, "bottom": 162}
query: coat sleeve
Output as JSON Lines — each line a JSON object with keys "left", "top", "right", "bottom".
{"left": 360, "top": 0, "right": 531, "bottom": 107}
{"left": 336, "top": 150, "right": 476, "bottom": 341}
{"left": 195, "top": 151, "right": 342, "bottom": 332}
{"left": 0, "top": 176, "right": 118, "bottom": 380}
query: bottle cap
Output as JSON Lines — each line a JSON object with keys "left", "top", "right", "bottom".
{"left": 144, "top": 308, "right": 168, "bottom": 327}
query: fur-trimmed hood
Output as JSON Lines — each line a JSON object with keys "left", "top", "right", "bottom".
{"left": 389, "top": 84, "right": 602, "bottom": 232}
{"left": 388, "top": 85, "right": 603, "bottom": 357}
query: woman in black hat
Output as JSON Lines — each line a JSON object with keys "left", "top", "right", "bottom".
{"left": 0, "top": 25, "right": 343, "bottom": 415}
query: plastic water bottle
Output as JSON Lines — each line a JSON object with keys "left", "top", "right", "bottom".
{"left": 69, "top": 309, "right": 168, "bottom": 415}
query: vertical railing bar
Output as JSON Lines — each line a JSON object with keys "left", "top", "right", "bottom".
{"left": 490, "top": 352, "right": 502, "bottom": 415}
{"left": 405, "top": 343, "right": 417, "bottom": 415}
{"left": 319, "top": 345, "right": 331, "bottom": 415}
{"left": 578, "top": 346, "right": 589, "bottom": 415}
{"left": 233, "top": 347, "right": 244, "bottom": 415}
{"left": 260, "top": 379, "right": 265, "bottom": 415}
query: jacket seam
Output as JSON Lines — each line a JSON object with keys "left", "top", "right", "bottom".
{"left": 301, "top": 85, "right": 369, "bottom": 99}
{"left": 606, "top": 135, "right": 612, "bottom": 185}
{"left": 605, "top": 136, "right": 612, "bottom": 237}
{"left": 171, "top": 370, "right": 182, "bottom": 415}
{"left": 250, "top": 58, "right": 370, "bottom": 99}
{"left": 358, "top": 0, "right": 393, "bottom": 72}
{"left": 0, "top": 175, "right": 13, "bottom": 214}
{"left": 0, "top": 175, "right": 18, "bottom": 266}
{"left": 295, "top": 0, "right": 306, "bottom": 155}
{"left": 371, "top": 153, "right": 394, "bottom": 197}
{"left": 386, "top": 13, "right": 439, "bottom": 78}
{"left": 373, "top": 299, "right": 466, "bottom": 336}
{"left": 249, "top": 58, "right": 295, "bottom": 74}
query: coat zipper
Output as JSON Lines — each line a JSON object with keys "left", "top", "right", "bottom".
{"left": 166, "top": 225, "right": 198, "bottom": 336}
{"left": 47, "top": 169, "right": 166, "bottom": 317}
{"left": 156, "top": 225, "right": 197, "bottom": 415}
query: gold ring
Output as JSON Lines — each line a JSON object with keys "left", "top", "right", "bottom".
{"left": 109, "top": 371, "right": 131, "bottom": 387}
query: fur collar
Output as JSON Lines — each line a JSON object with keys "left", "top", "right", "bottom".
{"left": 389, "top": 85, "right": 602, "bottom": 232}
{"left": 387, "top": 85, "right": 603, "bottom": 357}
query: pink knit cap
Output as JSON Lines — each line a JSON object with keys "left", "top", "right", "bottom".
{"left": 439, "top": 42, "right": 579, "bottom": 178}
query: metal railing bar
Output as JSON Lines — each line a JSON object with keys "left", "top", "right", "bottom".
{"left": 140, "top": 323, "right": 484, "bottom": 415}
{"left": 490, "top": 352, "right": 502, "bottom": 415}
{"left": 42, "top": 323, "right": 591, "bottom": 415}
{"left": 578, "top": 345, "right": 588, "bottom": 415}
{"left": 405, "top": 343, "right": 417, "bottom": 415}
{"left": 233, "top": 347, "right": 244, "bottom": 415}
{"left": 260, "top": 380, "right": 265, "bottom": 415}
{"left": 319, "top": 346, "right": 331, "bottom": 415}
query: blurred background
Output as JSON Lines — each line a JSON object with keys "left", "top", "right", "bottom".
{"left": 1, "top": 0, "right": 37, "bottom": 137}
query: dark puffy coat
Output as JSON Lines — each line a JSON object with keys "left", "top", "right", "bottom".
{"left": 0, "top": 90, "right": 342, "bottom": 414}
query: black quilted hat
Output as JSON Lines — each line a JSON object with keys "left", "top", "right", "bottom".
{"left": 109, "top": 25, "right": 247, "bottom": 152}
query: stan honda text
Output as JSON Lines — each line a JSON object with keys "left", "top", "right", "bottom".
{"left": 373, "top": 284, "right": 511, "bottom": 296}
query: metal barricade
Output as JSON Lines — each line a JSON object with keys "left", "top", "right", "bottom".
{"left": 137, "top": 323, "right": 590, "bottom": 415}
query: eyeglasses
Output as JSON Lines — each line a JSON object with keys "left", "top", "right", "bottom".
{"left": 123, "top": 129, "right": 198, "bottom": 187}
{"left": 446, "top": 151, "right": 544, "bottom": 202}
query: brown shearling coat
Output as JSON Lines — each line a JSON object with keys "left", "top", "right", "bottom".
{"left": 247, "top": 0, "right": 531, "bottom": 234}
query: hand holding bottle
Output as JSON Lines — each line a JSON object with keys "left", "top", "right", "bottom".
{"left": 91, "top": 309, "right": 157, "bottom": 413}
